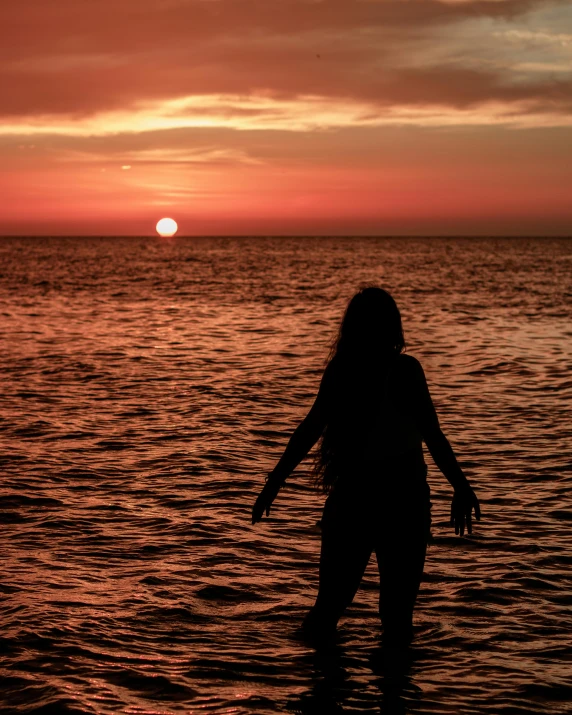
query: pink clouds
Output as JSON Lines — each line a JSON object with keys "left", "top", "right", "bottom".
{"left": 1, "top": 0, "right": 570, "bottom": 117}
{"left": 0, "top": 0, "right": 570, "bottom": 234}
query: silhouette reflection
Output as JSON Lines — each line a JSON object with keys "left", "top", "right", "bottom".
{"left": 290, "top": 640, "right": 424, "bottom": 715}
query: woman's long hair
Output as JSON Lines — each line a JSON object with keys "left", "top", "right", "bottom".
{"left": 314, "top": 286, "right": 406, "bottom": 492}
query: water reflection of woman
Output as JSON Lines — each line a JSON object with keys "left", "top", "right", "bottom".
{"left": 252, "top": 286, "right": 481, "bottom": 647}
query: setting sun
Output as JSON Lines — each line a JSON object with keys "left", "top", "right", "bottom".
{"left": 156, "top": 217, "right": 178, "bottom": 237}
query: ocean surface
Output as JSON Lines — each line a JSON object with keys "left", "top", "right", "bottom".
{"left": 0, "top": 236, "right": 571, "bottom": 715}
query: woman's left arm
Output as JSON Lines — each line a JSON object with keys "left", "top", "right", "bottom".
{"left": 406, "top": 355, "right": 481, "bottom": 536}
{"left": 251, "top": 377, "right": 329, "bottom": 524}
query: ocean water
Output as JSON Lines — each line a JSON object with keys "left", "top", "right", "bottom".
{"left": 0, "top": 236, "right": 570, "bottom": 715}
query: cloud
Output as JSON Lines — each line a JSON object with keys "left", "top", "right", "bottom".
{"left": 495, "top": 28, "right": 572, "bottom": 45}
{"left": 1, "top": 0, "right": 554, "bottom": 61}
{"left": 1, "top": 77, "right": 571, "bottom": 144}
{"left": 0, "top": 0, "right": 570, "bottom": 122}
{"left": 56, "top": 144, "right": 265, "bottom": 167}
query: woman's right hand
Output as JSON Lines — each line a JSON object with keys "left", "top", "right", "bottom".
{"left": 450, "top": 485, "right": 481, "bottom": 536}
{"left": 252, "top": 476, "right": 282, "bottom": 524}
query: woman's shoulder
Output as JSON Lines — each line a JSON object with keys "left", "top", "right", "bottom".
{"left": 396, "top": 352, "right": 421, "bottom": 368}
{"left": 319, "top": 357, "right": 338, "bottom": 391}
{"left": 395, "top": 353, "right": 425, "bottom": 379}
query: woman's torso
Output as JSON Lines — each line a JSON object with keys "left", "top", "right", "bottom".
{"left": 329, "top": 353, "right": 427, "bottom": 495}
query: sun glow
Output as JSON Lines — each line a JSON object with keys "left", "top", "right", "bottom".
{"left": 156, "top": 217, "right": 178, "bottom": 237}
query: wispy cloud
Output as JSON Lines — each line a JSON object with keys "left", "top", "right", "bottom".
{"left": 1, "top": 89, "right": 570, "bottom": 142}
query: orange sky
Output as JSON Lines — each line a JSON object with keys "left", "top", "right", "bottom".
{"left": 1, "top": 0, "right": 571, "bottom": 235}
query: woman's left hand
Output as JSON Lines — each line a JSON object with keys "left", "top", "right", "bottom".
{"left": 450, "top": 485, "right": 481, "bottom": 536}
{"left": 252, "top": 477, "right": 282, "bottom": 524}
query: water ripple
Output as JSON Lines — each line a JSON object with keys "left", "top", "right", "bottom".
{"left": 0, "top": 236, "right": 571, "bottom": 714}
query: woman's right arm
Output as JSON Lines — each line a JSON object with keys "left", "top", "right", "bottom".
{"left": 251, "top": 368, "right": 331, "bottom": 524}
{"left": 406, "top": 356, "right": 481, "bottom": 535}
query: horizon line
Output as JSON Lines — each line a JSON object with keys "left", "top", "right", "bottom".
{"left": 1, "top": 235, "right": 571, "bottom": 241}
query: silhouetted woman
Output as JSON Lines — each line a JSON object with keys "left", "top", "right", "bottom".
{"left": 252, "top": 287, "right": 480, "bottom": 647}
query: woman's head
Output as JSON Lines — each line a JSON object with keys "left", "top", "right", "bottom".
{"left": 314, "top": 286, "right": 405, "bottom": 492}
{"left": 334, "top": 286, "right": 405, "bottom": 359}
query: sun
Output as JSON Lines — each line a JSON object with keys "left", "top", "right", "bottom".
{"left": 156, "top": 217, "right": 178, "bottom": 237}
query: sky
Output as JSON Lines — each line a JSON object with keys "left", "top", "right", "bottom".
{"left": 1, "top": 0, "right": 571, "bottom": 236}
